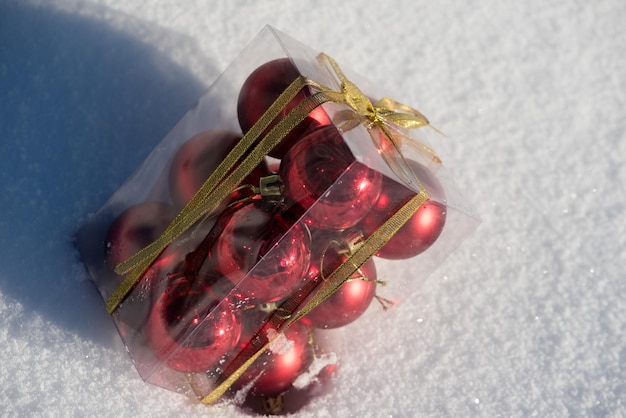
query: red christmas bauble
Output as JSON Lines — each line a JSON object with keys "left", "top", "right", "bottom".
{"left": 169, "top": 130, "right": 269, "bottom": 209}
{"left": 240, "top": 322, "right": 313, "bottom": 396}
{"left": 279, "top": 126, "right": 382, "bottom": 230}
{"left": 105, "top": 202, "right": 176, "bottom": 267}
{"left": 237, "top": 58, "right": 331, "bottom": 159}
{"left": 211, "top": 200, "right": 311, "bottom": 303}
{"left": 104, "top": 202, "right": 179, "bottom": 281}
{"left": 144, "top": 274, "right": 241, "bottom": 373}
{"left": 300, "top": 234, "right": 377, "bottom": 329}
{"left": 359, "top": 160, "right": 446, "bottom": 259}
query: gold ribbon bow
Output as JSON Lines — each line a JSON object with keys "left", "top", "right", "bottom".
{"left": 106, "top": 52, "right": 441, "bottom": 403}
{"left": 313, "top": 53, "right": 442, "bottom": 169}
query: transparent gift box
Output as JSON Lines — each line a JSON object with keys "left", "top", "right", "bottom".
{"left": 77, "top": 25, "right": 480, "bottom": 414}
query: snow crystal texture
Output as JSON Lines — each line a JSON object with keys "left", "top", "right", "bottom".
{"left": 1, "top": 0, "right": 625, "bottom": 416}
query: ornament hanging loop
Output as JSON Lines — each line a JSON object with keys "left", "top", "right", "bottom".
{"left": 252, "top": 174, "right": 284, "bottom": 199}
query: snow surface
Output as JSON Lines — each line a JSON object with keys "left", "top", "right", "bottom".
{"left": 1, "top": 0, "right": 625, "bottom": 416}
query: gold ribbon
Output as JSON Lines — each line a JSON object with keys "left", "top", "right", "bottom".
{"left": 107, "top": 52, "right": 440, "bottom": 402}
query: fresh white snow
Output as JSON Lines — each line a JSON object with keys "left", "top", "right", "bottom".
{"left": 1, "top": 0, "right": 625, "bottom": 416}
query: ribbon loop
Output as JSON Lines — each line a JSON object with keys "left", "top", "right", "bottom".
{"left": 309, "top": 54, "right": 438, "bottom": 138}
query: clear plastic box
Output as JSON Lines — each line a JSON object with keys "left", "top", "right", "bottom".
{"left": 77, "top": 25, "right": 480, "bottom": 414}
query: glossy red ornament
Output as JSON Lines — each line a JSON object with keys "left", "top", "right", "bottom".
{"left": 105, "top": 202, "right": 176, "bottom": 267}
{"left": 300, "top": 235, "right": 377, "bottom": 329}
{"left": 144, "top": 275, "right": 241, "bottom": 373}
{"left": 237, "top": 58, "right": 331, "bottom": 159}
{"left": 211, "top": 200, "right": 311, "bottom": 303}
{"left": 235, "top": 318, "right": 334, "bottom": 415}
{"left": 168, "top": 130, "right": 269, "bottom": 209}
{"left": 240, "top": 322, "right": 313, "bottom": 396}
{"left": 279, "top": 126, "right": 382, "bottom": 230}
{"left": 104, "top": 202, "right": 179, "bottom": 282}
{"left": 359, "top": 160, "right": 446, "bottom": 259}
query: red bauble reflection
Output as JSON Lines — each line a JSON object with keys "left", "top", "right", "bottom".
{"left": 168, "top": 130, "right": 269, "bottom": 209}
{"left": 279, "top": 126, "right": 382, "bottom": 230}
{"left": 240, "top": 322, "right": 313, "bottom": 396}
{"left": 105, "top": 202, "right": 179, "bottom": 281}
{"left": 359, "top": 160, "right": 446, "bottom": 259}
{"left": 212, "top": 200, "right": 311, "bottom": 303}
{"left": 376, "top": 200, "right": 446, "bottom": 259}
{"left": 237, "top": 58, "right": 331, "bottom": 159}
{"left": 301, "top": 236, "right": 377, "bottom": 329}
{"left": 144, "top": 275, "right": 241, "bottom": 373}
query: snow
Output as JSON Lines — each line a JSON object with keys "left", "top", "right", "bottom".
{"left": 1, "top": 0, "right": 625, "bottom": 416}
